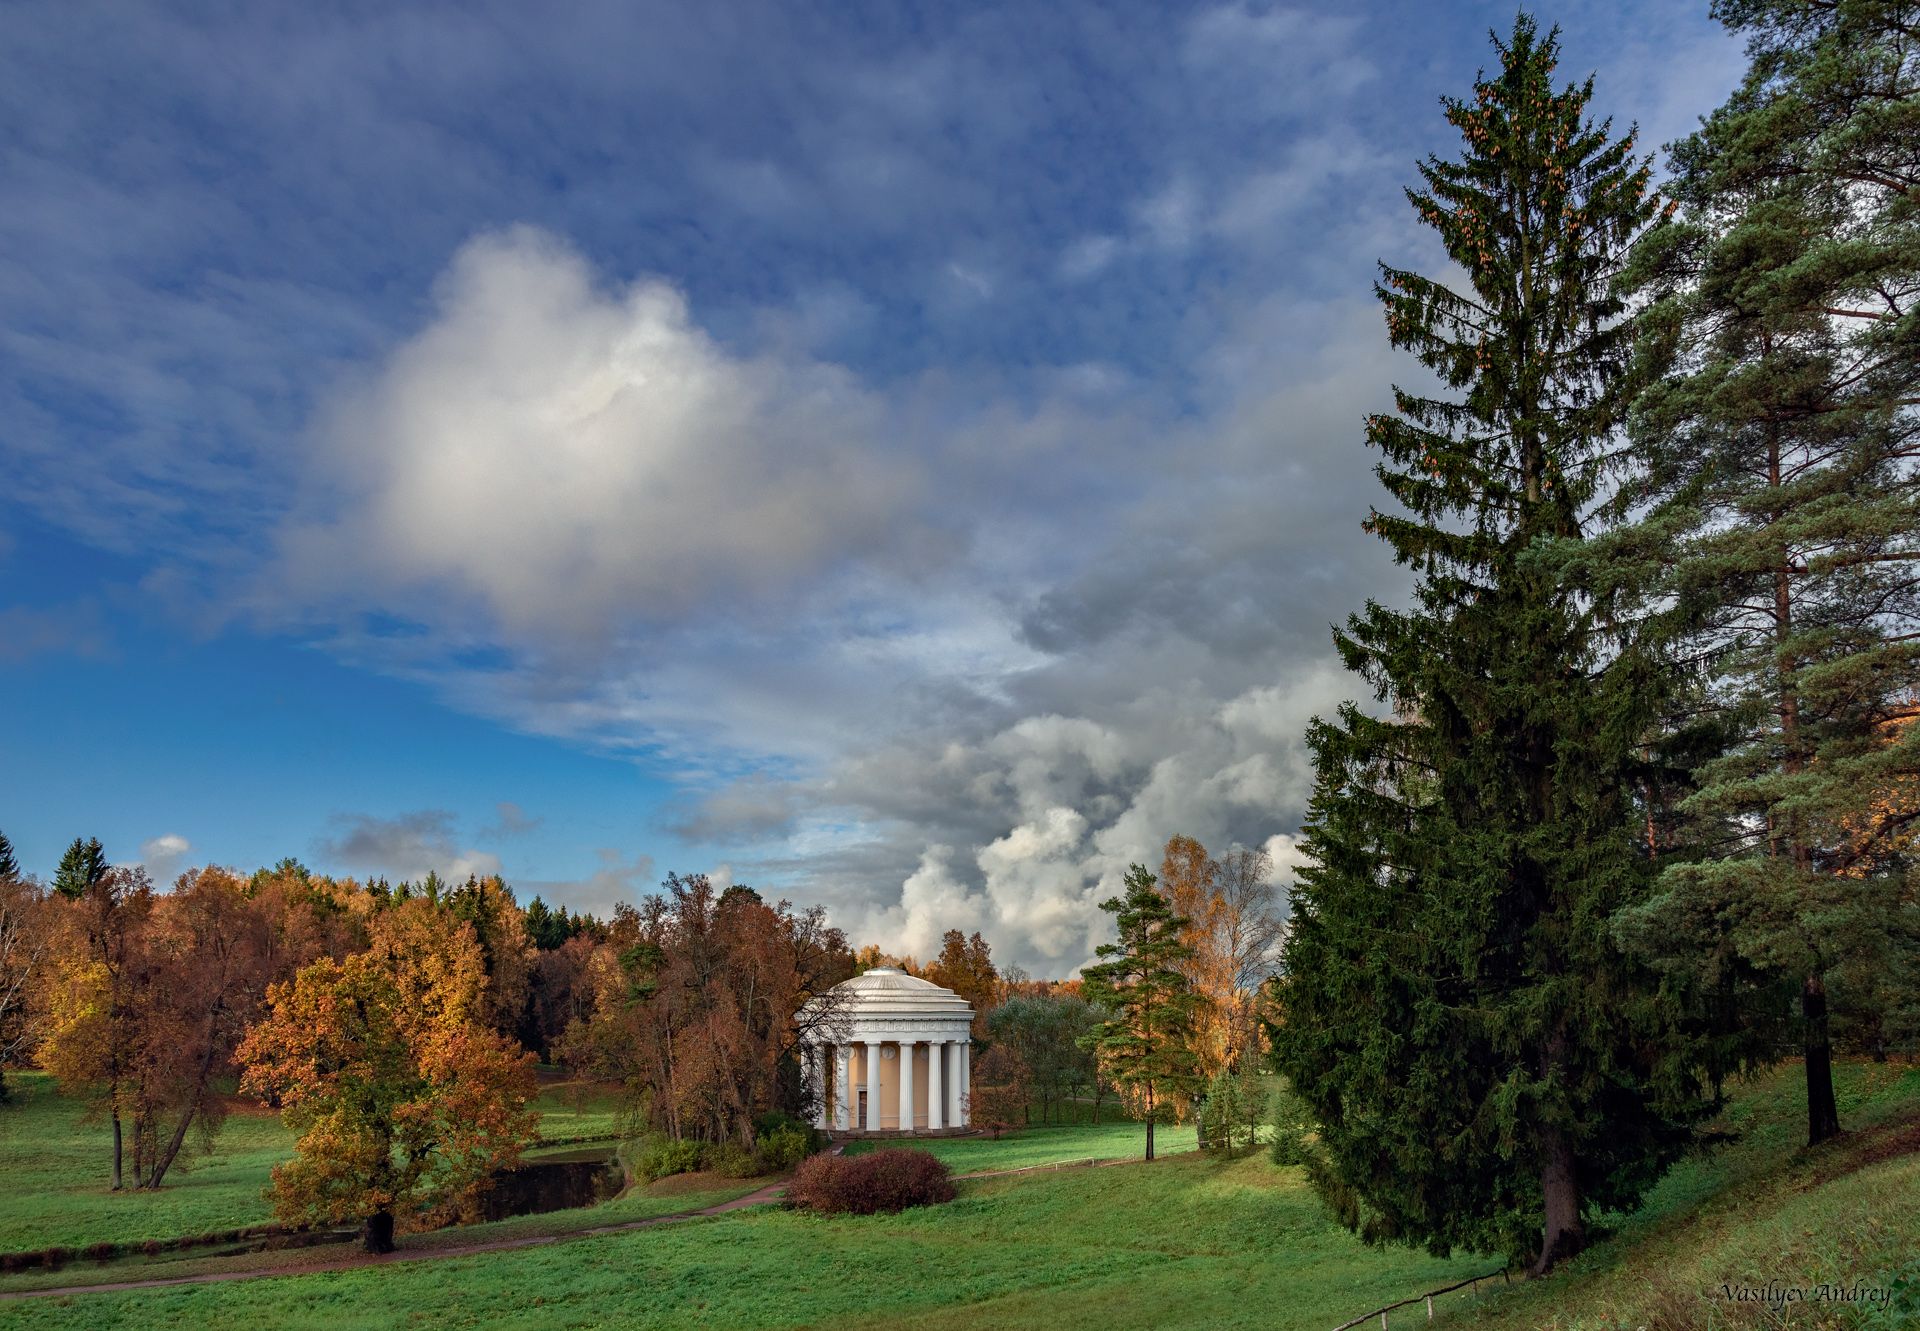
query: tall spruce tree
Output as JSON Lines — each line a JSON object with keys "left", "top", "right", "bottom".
{"left": 1272, "top": 17, "right": 1717, "bottom": 1275}
{"left": 1605, "top": 0, "right": 1920, "bottom": 1143}
{"left": 1079, "top": 865, "right": 1202, "bottom": 1162}
{"left": 53, "top": 836, "right": 109, "bottom": 901}
{"left": 0, "top": 832, "right": 18, "bottom": 881}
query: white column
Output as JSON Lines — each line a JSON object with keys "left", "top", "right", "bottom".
{"left": 959, "top": 1039, "right": 972, "bottom": 1127}
{"left": 927, "top": 1039, "right": 945, "bottom": 1131}
{"left": 834, "top": 1043, "right": 851, "bottom": 1131}
{"left": 864, "top": 1042, "right": 882, "bottom": 1132}
{"left": 809, "top": 1045, "right": 829, "bottom": 1129}
{"left": 947, "top": 1039, "right": 965, "bottom": 1127}
{"left": 898, "top": 1040, "right": 915, "bottom": 1132}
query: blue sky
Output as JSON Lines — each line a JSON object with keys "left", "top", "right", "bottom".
{"left": 0, "top": 1, "right": 1744, "bottom": 971}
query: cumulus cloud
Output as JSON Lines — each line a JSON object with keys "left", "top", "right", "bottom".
{"left": 275, "top": 227, "right": 949, "bottom": 643}
{"left": 139, "top": 833, "right": 192, "bottom": 884}
{"left": 315, "top": 810, "right": 500, "bottom": 885}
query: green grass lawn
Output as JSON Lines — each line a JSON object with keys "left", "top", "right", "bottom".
{"left": 0, "top": 1071, "right": 630, "bottom": 1252}
{"left": 1, "top": 1151, "right": 1486, "bottom": 1330}
{"left": 524, "top": 1078, "right": 627, "bottom": 1143}
{"left": 842, "top": 1118, "right": 1198, "bottom": 1173}
{"left": 7, "top": 1060, "right": 1916, "bottom": 1330}
{"left": 0, "top": 1073, "right": 296, "bottom": 1252}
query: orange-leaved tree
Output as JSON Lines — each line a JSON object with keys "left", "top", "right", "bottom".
{"left": 1157, "top": 836, "right": 1285, "bottom": 1087}
{"left": 239, "top": 913, "right": 537, "bottom": 1253}
{"left": 923, "top": 929, "right": 999, "bottom": 1040}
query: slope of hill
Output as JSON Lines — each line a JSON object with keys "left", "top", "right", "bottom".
{"left": 1439, "top": 1059, "right": 1920, "bottom": 1330}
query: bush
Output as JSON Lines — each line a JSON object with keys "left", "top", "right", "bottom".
{"left": 786, "top": 1148, "right": 955, "bottom": 1216}
{"left": 708, "top": 1142, "right": 762, "bottom": 1178}
{"left": 753, "top": 1109, "right": 811, "bottom": 1139}
{"left": 627, "top": 1133, "right": 706, "bottom": 1183}
{"left": 757, "top": 1122, "right": 817, "bottom": 1173}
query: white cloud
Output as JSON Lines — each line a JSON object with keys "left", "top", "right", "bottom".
{"left": 140, "top": 833, "right": 192, "bottom": 884}
{"left": 276, "top": 226, "right": 939, "bottom": 641}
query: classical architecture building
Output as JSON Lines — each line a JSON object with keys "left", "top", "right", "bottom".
{"left": 798, "top": 967, "right": 973, "bottom": 1134}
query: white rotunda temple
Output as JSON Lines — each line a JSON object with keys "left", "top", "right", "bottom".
{"left": 798, "top": 967, "right": 973, "bottom": 1134}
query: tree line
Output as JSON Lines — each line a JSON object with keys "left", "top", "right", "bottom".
{"left": 0, "top": 825, "right": 1289, "bottom": 1219}
{"left": 1272, "top": 7, "right": 1920, "bottom": 1279}
{"left": 0, "top": 844, "right": 863, "bottom": 1249}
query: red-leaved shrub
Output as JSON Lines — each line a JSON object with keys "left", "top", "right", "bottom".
{"left": 786, "top": 1148, "right": 955, "bottom": 1215}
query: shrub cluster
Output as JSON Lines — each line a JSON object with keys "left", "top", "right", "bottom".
{"left": 624, "top": 1120, "right": 827, "bottom": 1184}
{"left": 627, "top": 1134, "right": 706, "bottom": 1183}
{"left": 785, "top": 1148, "right": 956, "bottom": 1216}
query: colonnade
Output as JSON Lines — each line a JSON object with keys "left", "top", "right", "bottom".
{"left": 807, "top": 1038, "right": 970, "bottom": 1132}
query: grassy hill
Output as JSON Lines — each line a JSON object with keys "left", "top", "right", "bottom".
{"left": 1439, "top": 1059, "right": 1920, "bottom": 1330}
{"left": 2, "top": 1059, "right": 1914, "bottom": 1329}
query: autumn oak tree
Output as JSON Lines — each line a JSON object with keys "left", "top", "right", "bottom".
{"left": 240, "top": 917, "right": 538, "bottom": 1251}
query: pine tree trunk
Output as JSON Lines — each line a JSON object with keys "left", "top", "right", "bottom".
{"left": 1145, "top": 1085, "right": 1156, "bottom": 1161}
{"left": 363, "top": 1208, "right": 396, "bottom": 1254}
{"left": 1531, "top": 1127, "right": 1584, "bottom": 1276}
{"left": 1803, "top": 974, "right": 1841, "bottom": 1146}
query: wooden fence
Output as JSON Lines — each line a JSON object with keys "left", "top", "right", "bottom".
{"left": 1330, "top": 1267, "right": 1510, "bottom": 1330}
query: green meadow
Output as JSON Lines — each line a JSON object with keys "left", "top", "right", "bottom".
{"left": 0, "top": 1072, "right": 625, "bottom": 1252}
{"left": 4, "top": 1061, "right": 1916, "bottom": 1330}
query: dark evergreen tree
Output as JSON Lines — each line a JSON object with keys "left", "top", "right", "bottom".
{"left": 1079, "top": 865, "right": 1202, "bottom": 1161}
{"left": 1271, "top": 17, "right": 1718, "bottom": 1275}
{"left": 53, "top": 836, "right": 109, "bottom": 901}
{"left": 524, "top": 896, "right": 581, "bottom": 951}
{"left": 1605, "top": 0, "right": 1920, "bottom": 1144}
{"left": 0, "top": 831, "right": 18, "bottom": 881}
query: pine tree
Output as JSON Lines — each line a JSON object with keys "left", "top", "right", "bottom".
{"left": 1079, "top": 865, "right": 1202, "bottom": 1161}
{"left": 0, "top": 831, "right": 18, "bottom": 881}
{"left": 53, "top": 836, "right": 108, "bottom": 901}
{"left": 1607, "top": 0, "right": 1920, "bottom": 1145}
{"left": 1271, "top": 17, "right": 1718, "bottom": 1275}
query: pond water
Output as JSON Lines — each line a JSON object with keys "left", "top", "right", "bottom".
{"left": 475, "top": 1147, "right": 624, "bottom": 1222}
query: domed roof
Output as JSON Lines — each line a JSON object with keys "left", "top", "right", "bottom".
{"left": 801, "top": 966, "right": 973, "bottom": 1030}
{"left": 838, "top": 966, "right": 955, "bottom": 996}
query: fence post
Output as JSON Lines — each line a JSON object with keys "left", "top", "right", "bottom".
{"left": 1426, "top": 1294, "right": 1433, "bottom": 1321}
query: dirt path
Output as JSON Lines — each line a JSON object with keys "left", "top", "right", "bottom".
{"left": 1, "top": 1177, "right": 796, "bottom": 1302}
{"left": 1, "top": 1146, "right": 1161, "bottom": 1302}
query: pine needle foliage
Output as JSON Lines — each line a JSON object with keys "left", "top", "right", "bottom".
{"left": 1603, "top": 0, "right": 1920, "bottom": 1143}
{"left": 1079, "top": 865, "right": 1203, "bottom": 1162}
{"left": 53, "top": 837, "right": 108, "bottom": 902}
{"left": 1272, "top": 16, "right": 1720, "bottom": 1276}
